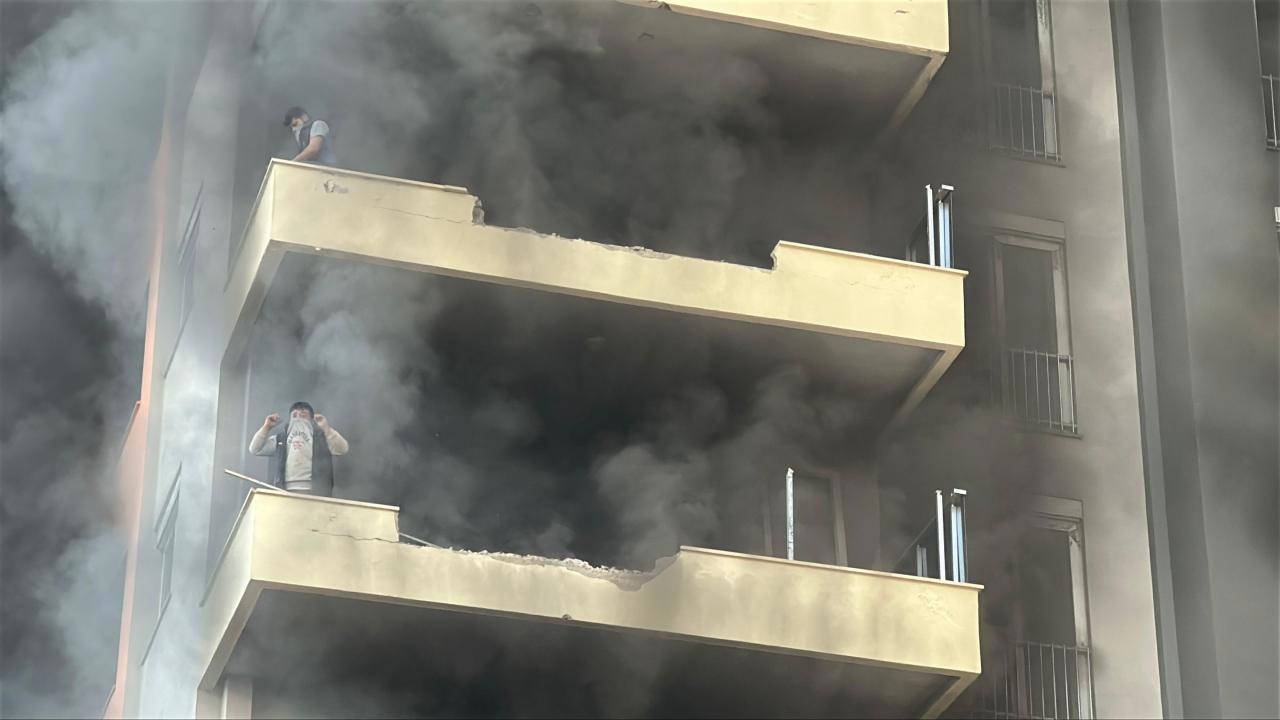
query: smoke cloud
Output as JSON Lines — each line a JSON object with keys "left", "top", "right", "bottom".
{"left": 0, "top": 0, "right": 1078, "bottom": 717}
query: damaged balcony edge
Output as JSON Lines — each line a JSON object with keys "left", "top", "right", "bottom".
{"left": 276, "top": 239, "right": 963, "bottom": 356}
{"left": 245, "top": 162, "right": 965, "bottom": 351}
{"left": 199, "top": 492, "right": 982, "bottom": 693}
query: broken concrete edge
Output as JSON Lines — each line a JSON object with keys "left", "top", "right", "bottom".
{"left": 269, "top": 159, "right": 966, "bottom": 284}
{"left": 205, "top": 491, "right": 983, "bottom": 603}
{"left": 197, "top": 492, "right": 984, "bottom": 699}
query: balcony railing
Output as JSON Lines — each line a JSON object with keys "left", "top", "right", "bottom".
{"left": 968, "top": 641, "right": 1094, "bottom": 720}
{"left": 891, "top": 488, "right": 969, "bottom": 583}
{"left": 997, "top": 348, "right": 1078, "bottom": 435}
{"left": 988, "top": 82, "right": 1061, "bottom": 162}
{"left": 905, "top": 184, "right": 955, "bottom": 269}
{"left": 1263, "top": 74, "right": 1278, "bottom": 150}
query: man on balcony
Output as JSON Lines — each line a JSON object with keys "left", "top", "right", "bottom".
{"left": 283, "top": 106, "right": 337, "bottom": 166}
{"left": 248, "top": 401, "right": 349, "bottom": 496}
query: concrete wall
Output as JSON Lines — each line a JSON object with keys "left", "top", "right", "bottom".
{"left": 122, "top": 4, "right": 259, "bottom": 717}
{"left": 1118, "top": 1, "right": 1280, "bottom": 716}
{"left": 879, "top": 0, "right": 1165, "bottom": 715}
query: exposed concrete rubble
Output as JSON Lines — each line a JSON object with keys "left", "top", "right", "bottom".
{"left": 415, "top": 543, "right": 657, "bottom": 591}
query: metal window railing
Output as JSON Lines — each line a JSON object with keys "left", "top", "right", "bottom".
{"left": 988, "top": 82, "right": 1061, "bottom": 162}
{"left": 970, "top": 641, "right": 1095, "bottom": 720}
{"left": 906, "top": 184, "right": 955, "bottom": 269}
{"left": 999, "top": 348, "right": 1078, "bottom": 434}
{"left": 892, "top": 489, "right": 968, "bottom": 583}
{"left": 1263, "top": 74, "right": 1278, "bottom": 150}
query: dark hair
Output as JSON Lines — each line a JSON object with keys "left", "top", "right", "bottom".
{"left": 289, "top": 401, "right": 315, "bottom": 416}
{"left": 282, "top": 106, "right": 307, "bottom": 127}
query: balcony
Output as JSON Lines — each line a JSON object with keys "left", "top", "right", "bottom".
{"left": 603, "top": 0, "right": 948, "bottom": 141}
{"left": 200, "top": 490, "right": 982, "bottom": 718}
{"left": 223, "top": 160, "right": 967, "bottom": 438}
{"left": 203, "top": 160, "right": 977, "bottom": 715}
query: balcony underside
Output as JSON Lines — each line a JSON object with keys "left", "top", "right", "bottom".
{"left": 226, "top": 161, "right": 966, "bottom": 437}
{"left": 202, "top": 492, "right": 982, "bottom": 718}
{"left": 606, "top": 0, "right": 949, "bottom": 139}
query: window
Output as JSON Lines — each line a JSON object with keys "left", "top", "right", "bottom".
{"left": 980, "top": 0, "right": 1061, "bottom": 161}
{"left": 761, "top": 471, "right": 846, "bottom": 566}
{"left": 156, "top": 467, "right": 180, "bottom": 617}
{"left": 164, "top": 184, "right": 203, "bottom": 376}
{"left": 177, "top": 184, "right": 203, "bottom": 333}
{"left": 992, "top": 234, "right": 1078, "bottom": 434}
{"left": 1258, "top": 0, "right": 1279, "bottom": 149}
{"left": 969, "top": 501, "right": 1095, "bottom": 719}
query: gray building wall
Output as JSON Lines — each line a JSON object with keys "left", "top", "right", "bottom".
{"left": 884, "top": 0, "right": 1166, "bottom": 715}
{"left": 125, "top": 3, "right": 257, "bottom": 716}
{"left": 1115, "top": 0, "right": 1280, "bottom": 717}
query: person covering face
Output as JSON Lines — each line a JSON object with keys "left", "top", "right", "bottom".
{"left": 248, "top": 401, "right": 349, "bottom": 495}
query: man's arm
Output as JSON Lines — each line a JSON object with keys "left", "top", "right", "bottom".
{"left": 291, "top": 135, "right": 324, "bottom": 162}
{"left": 249, "top": 414, "right": 280, "bottom": 455}
{"left": 316, "top": 415, "right": 349, "bottom": 455}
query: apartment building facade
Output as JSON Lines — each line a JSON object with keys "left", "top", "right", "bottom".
{"left": 104, "top": 1, "right": 1277, "bottom": 719}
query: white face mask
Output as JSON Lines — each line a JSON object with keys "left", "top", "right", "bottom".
{"left": 288, "top": 411, "right": 313, "bottom": 434}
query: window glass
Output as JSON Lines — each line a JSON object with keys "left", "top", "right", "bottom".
{"left": 1018, "top": 526, "right": 1076, "bottom": 644}
{"left": 1000, "top": 242, "right": 1058, "bottom": 352}
{"left": 988, "top": 0, "right": 1043, "bottom": 87}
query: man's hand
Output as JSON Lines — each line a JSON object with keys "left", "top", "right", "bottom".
{"left": 315, "top": 414, "right": 329, "bottom": 430}
{"left": 264, "top": 413, "right": 280, "bottom": 429}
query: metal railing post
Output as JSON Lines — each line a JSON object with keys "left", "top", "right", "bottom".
{"left": 905, "top": 184, "right": 955, "bottom": 269}
{"left": 948, "top": 489, "right": 968, "bottom": 583}
{"left": 937, "top": 185, "right": 954, "bottom": 269}
{"left": 925, "top": 185, "right": 937, "bottom": 267}
{"left": 785, "top": 467, "right": 795, "bottom": 561}
{"left": 935, "top": 489, "right": 946, "bottom": 581}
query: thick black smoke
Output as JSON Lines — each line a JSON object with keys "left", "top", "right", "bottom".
{"left": 0, "top": 1, "right": 1050, "bottom": 717}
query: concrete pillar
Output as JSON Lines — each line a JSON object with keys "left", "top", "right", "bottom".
{"left": 196, "top": 675, "right": 254, "bottom": 720}
{"left": 1117, "top": 1, "right": 1280, "bottom": 716}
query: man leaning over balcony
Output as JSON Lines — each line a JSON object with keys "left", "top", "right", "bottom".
{"left": 283, "top": 105, "right": 337, "bottom": 166}
{"left": 248, "top": 401, "right": 349, "bottom": 497}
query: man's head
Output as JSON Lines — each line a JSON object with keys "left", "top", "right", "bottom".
{"left": 289, "top": 401, "right": 315, "bottom": 421}
{"left": 282, "top": 106, "right": 309, "bottom": 130}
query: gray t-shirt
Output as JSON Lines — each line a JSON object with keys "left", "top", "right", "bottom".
{"left": 294, "top": 119, "right": 336, "bottom": 166}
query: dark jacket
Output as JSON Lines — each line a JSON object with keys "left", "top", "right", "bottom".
{"left": 295, "top": 120, "right": 337, "bottom": 166}
{"left": 268, "top": 426, "right": 336, "bottom": 496}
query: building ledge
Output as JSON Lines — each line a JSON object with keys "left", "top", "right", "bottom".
{"left": 612, "top": 0, "right": 948, "bottom": 136}
{"left": 225, "top": 160, "right": 966, "bottom": 435}
{"left": 201, "top": 491, "right": 981, "bottom": 718}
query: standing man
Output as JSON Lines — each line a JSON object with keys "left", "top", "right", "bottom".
{"left": 248, "top": 401, "right": 349, "bottom": 496}
{"left": 283, "top": 106, "right": 337, "bottom": 166}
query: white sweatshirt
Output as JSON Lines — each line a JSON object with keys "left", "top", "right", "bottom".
{"left": 249, "top": 419, "right": 349, "bottom": 491}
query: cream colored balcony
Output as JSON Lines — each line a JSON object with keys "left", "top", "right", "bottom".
{"left": 223, "top": 160, "right": 965, "bottom": 438}
{"left": 200, "top": 490, "right": 981, "bottom": 718}
{"left": 604, "top": 0, "right": 949, "bottom": 139}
